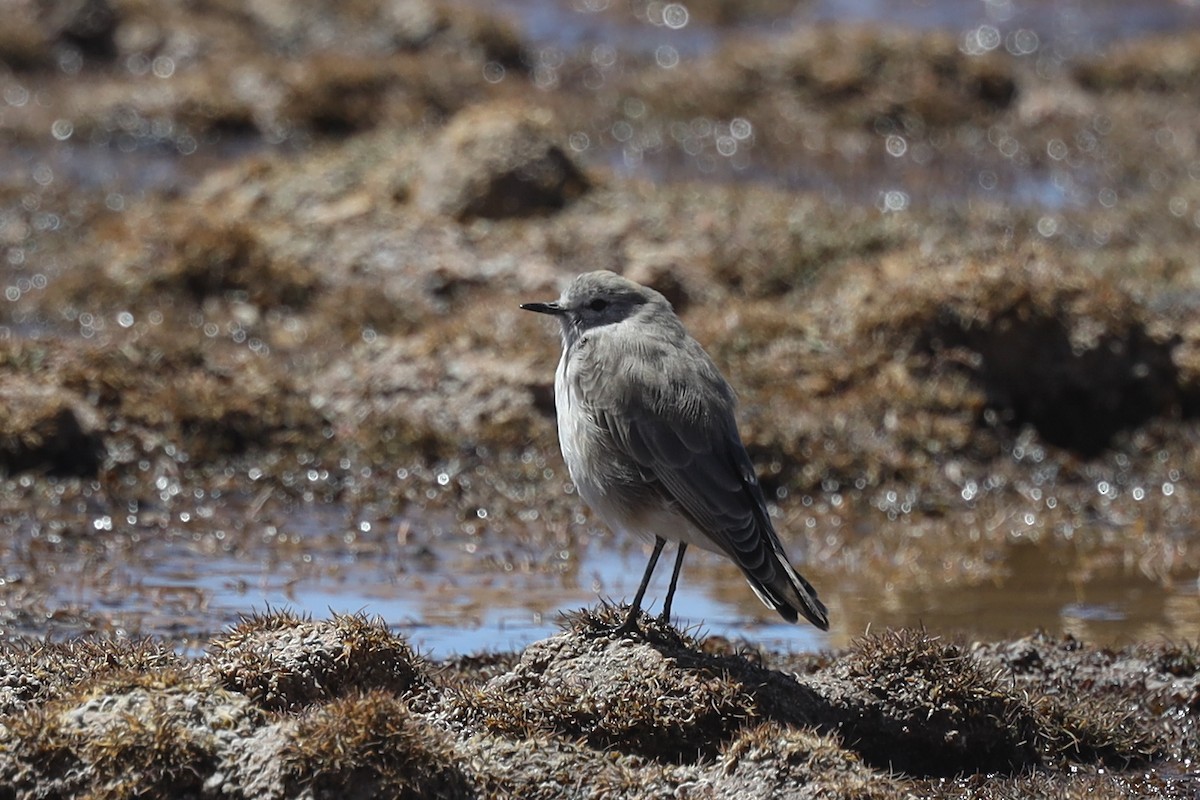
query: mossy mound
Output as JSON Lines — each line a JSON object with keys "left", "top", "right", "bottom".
{"left": 455, "top": 607, "right": 777, "bottom": 761}
{"left": 0, "top": 378, "right": 104, "bottom": 477}
{"left": 0, "top": 610, "right": 1194, "bottom": 798}
{"left": 229, "top": 690, "right": 472, "bottom": 800}
{"left": 816, "top": 629, "right": 1042, "bottom": 774}
{"left": 202, "top": 610, "right": 433, "bottom": 712}
{"left": 868, "top": 257, "right": 1185, "bottom": 456}
{"left": 0, "top": 668, "right": 261, "bottom": 800}
{"left": 0, "top": 638, "right": 186, "bottom": 715}
{"left": 416, "top": 102, "right": 590, "bottom": 220}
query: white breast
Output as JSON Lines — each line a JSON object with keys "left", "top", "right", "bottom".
{"left": 554, "top": 348, "right": 601, "bottom": 508}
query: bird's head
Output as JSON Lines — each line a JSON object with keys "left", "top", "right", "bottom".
{"left": 521, "top": 270, "right": 670, "bottom": 346}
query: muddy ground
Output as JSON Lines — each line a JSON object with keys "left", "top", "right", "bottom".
{"left": 1, "top": 0, "right": 1199, "bottom": 795}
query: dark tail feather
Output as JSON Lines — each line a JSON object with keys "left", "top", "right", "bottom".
{"left": 745, "top": 557, "right": 830, "bottom": 631}
{"left": 779, "top": 562, "right": 830, "bottom": 630}
{"left": 725, "top": 448, "right": 830, "bottom": 630}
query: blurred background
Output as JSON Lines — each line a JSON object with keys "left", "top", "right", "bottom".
{"left": 1, "top": 0, "right": 1198, "bottom": 656}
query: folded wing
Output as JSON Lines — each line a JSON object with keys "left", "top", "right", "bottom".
{"left": 577, "top": 330, "right": 829, "bottom": 630}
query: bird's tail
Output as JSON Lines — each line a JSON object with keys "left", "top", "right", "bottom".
{"left": 744, "top": 554, "right": 830, "bottom": 631}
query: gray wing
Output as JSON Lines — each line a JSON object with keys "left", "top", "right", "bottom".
{"left": 576, "top": 327, "right": 829, "bottom": 629}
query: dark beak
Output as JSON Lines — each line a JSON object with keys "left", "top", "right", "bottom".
{"left": 520, "top": 301, "right": 564, "bottom": 315}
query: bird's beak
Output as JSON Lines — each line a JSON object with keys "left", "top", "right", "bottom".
{"left": 520, "top": 301, "right": 564, "bottom": 315}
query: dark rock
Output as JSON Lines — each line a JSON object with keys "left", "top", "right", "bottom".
{"left": 0, "top": 378, "right": 104, "bottom": 477}
{"left": 40, "top": 0, "right": 117, "bottom": 60}
{"left": 417, "top": 103, "right": 589, "bottom": 220}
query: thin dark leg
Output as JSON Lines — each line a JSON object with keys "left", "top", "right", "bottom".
{"left": 615, "top": 536, "right": 666, "bottom": 635}
{"left": 659, "top": 543, "right": 688, "bottom": 624}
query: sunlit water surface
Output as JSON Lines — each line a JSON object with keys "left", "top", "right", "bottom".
{"left": 10, "top": 502, "right": 1193, "bottom": 658}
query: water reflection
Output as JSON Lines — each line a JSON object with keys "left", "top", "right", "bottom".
{"left": 8, "top": 501, "right": 1193, "bottom": 657}
{"left": 492, "top": 0, "right": 1200, "bottom": 51}
{"left": 807, "top": 0, "right": 1200, "bottom": 47}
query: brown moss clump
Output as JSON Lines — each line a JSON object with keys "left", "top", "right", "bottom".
{"left": 736, "top": 248, "right": 1192, "bottom": 504}
{"left": 385, "top": 0, "right": 524, "bottom": 67}
{"left": 133, "top": 345, "right": 320, "bottom": 464}
{"left": 822, "top": 628, "right": 1042, "bottom": 775}
{"left": 621, "top": 25, "right": 1016, "bottom": 143}
{"left": 203, "top": 610, "right": 433, "bottom": 712}
{"left": 771, "top": 26, "right": 1018, "bottom": 124}
{"left": 276, "top": 690, "right": 472, "bottom": 799}
{"left": 0, "top": 5, "right": 53, "bottom": 69}
{"left": 155, "top": 219, "right": 322, "bottom": 310}
{"left": 1150, "top": 641, "right": 1200, "bottom": 680}
{"left": 1073, "top": 31, "right": 1200, "bottom": 93}
{"left": 1033, "top": 688, "right": 1163, "bottom": 767}
{"left": 0, "top": 377, "right": 104, "bottom": 477}
{"left": 817, "top": 629, "right": 1170, "bottom": 778}
{"left": 436, "top": 651, "right": 524, "bottom": 690}
{"left": 454, "top": 605, "right": 818, "bottom": 763}
{"left": 312, "top": 302, "right": 559, "bottom": 462}
{"left": 42, "top": 331, "right": 328, "bottom": 468}
{"left": 0, "top": 0, "right": 116, "bottom": 69}
{"left": 0, "top": 668, "right": 260, "bottom": 800}
{"left": 907, "top": 767, "right": 1197, "bottom": 800}
{"left": 701, "top": 193, "right": 900, "bottom": 299}
{"left": 416, "top": 102, "right": 590, "bottom": 220}
{"left": 719, "top": 722, "right": 888, "bottom": 799}
{"left": 884, "top": 258, "right": 1183, "bottom": 456}
{"left": 454, "top": 733, "right": 666, "bottom": 800}
{"left": 975, "top": 634, "right": 1180, "bottom": 766}
{"left": 280, "top": 54, "right": 440, "bottom": 135}
{"left": 0, "top": 637, "right": 187, "bottom": 716}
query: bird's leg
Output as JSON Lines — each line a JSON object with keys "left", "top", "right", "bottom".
{"left": 659, "top": 542, "right": 688, "bottom": 625}
{"left": 614, "top": 536, "right": 666, "bottom": 636}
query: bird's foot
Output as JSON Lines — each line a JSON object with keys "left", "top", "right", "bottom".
{"left": 574, "top": 602, "right": 647, "bottom": 639}
{"left": 611, "top": 607, "right": 679, "bottom": 640}
{"left": 610, "top": 616, "right": 642, "bottom": 639}
{"left": 599, "top": 604, "right": 647, "bottom": 639}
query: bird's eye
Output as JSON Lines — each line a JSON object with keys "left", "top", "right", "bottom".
{"left": 588, "top": 298, "right": 609, "bottom": 312}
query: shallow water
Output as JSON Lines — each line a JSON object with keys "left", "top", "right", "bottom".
{"left": 482, "top": 0, "right": 1200, "bottom": 210}
{"left": 6, "top": 499, "right": 1192, "bottom": 657}
{"left": 805, "top": 0, "right": 1200, "bottom": 43}
{"left": 495, "top": 0, "right": 1200, "bottom": 51}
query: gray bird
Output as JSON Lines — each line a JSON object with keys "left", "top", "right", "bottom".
{"left": 521, "top": 270, "right": 829, "bottom": 635}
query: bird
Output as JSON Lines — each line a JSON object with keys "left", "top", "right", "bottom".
{"left": 521, "top": 270, "right": 829, "bottom": 635}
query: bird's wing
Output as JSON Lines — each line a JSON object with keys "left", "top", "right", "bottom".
{"left": 575, "top": 327, "right": 826, "bottom": 627}
{"left": 577, "top": 329, "right": 757, "bottom": 535}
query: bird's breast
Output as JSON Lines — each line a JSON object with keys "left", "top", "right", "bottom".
{"left": 555, "top": 352, "right": 601, "bottom": 493}
{"left": 553, "top": 346, "right": 644, "bottom": 529}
